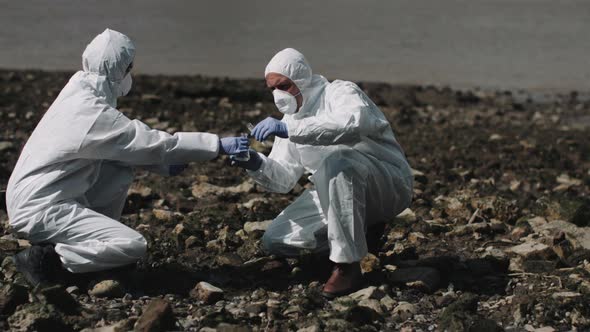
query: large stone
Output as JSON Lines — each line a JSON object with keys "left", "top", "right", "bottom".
{"left": 396, "top": 208, "right": 417, "bottom": 223}
{"left": 392, "top": 302, "right": 417, "bottom": 322}
{"left": 348, "top": 286, "right": 385, "bottom": 301}
{"left": 0, "top": 141, "right": 14, "bottom": 151}
{"left": 345, "top": 305, "right": 384, "bottom": 324}
{"left": 89, "top": 280, "right": 125, "bottom": 299}
{"left": 191, "top": 180, "right": 254, "bottom": 199}
{"left": 387, "top": 267, "right": 441, "bottom": 293}
{"left": 439, "top": 294, "right": 503, "bottom": 332}
{"left": 243, "top": 220, "right": 272, "bottom": 234}
{"left": 358, "top": 298, "right": 384, "bottom": 314}
{"left": 215, "top": 252, "right": 243, "bottom": 267}
{"left": 81, "top": 319, "right": 134, "bottom": 332}
{"left": 39, "top": 285, "right": 80, "bottom": 315}
{"left": 190, "top": 282, "right": 224, "bottom": 304}
{"left": 360, "top": 253, "right": 380, "bottom": 273}
{"left": 0, "top": 283, "right": 29, "bottom": 315}
{"left": 505, "top": 241, "right": 553, "bottom": 260}
{"left": 134, "top": 299, "right": 175, "bottom": 332}
{"left": 8, "top": 302, "right": 71, "bottom": 332}
{"left": 152, "top": 209, "right": 174, "bottom": 222}
{"left": 0, "top": 238, "right": 19, "bottom": 251}
{"left": 539, "top": 220, "right": 590, "bottom": 250}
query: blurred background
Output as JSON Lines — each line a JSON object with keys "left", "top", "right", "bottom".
{"left": 1, "top": 0, "right": 589, "bottom": 91}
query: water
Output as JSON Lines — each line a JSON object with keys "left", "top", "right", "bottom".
{"left": 1, "top": 0, "right": 589, "bottom": 91}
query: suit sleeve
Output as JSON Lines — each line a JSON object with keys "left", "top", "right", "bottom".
{"left": 79, "top": 108, "right": 219, "bottom": 164}
{"left": 246, "top": 137, "right": 305, "bottom": 194}
{"left": 287, "top": 81, "right": 389, "bottom": 146}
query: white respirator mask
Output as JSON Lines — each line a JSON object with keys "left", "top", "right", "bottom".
{"left": 272, "top": 89, "right": 301, "bottom": 115}
{"left": 116, "top": 74, "right": 133, "bottom": 97}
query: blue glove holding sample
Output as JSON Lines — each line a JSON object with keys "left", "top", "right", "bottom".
{"left": 251, "top": 117, "right": 288, "bottom": 141}
{"left": 169, "top": 164, "right": 188, "bottom": 176}
{"left": 230, "top": 149, "right": 263, "bottom": 171}
{"left": 219, "top": 136, "right": 249, "bottom": 155}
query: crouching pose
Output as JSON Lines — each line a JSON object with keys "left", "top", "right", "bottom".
{"left": 232, "top": 48, "right": 413, "bottom": 298}
{"left": 7, "top": 29, "right": 248, "bottom": 285}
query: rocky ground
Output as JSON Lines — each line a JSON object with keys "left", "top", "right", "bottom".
{"left": 0, "top": 69, "right": 589, "bottom": 332}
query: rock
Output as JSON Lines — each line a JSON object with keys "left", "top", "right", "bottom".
{"left": 522, "top": 260, "right": 557, "bottom": 273}
{"left": 243, "top": 220, "right": 272, "bottom": 234}
{"left": 408, "top": 232, "right": 427, "bottom": 245}
{"left": 349, "top": 286, "right": 385, "bottom": 301}
{"left": 553, "top": 174, "right": 582, "bottom": 192}
{"left": 358, "top": 298, "right": 384, "bottom": 314}
{"left": 127, "top": 184, "right": 153, "bottom": 198}
{"left": 396, "top": 208, "right": 417, "bottom": 223}
{"left": 489, "top": 133, "right": 503, "bottom": 141}
{"left": 387, "top": 267, "right": 441, "bottom": 293}
{"left": 527, "top": 216, "right": 548, "bottom": 231}
{"left": 325, "top": 319, "right": 353, "bottom": 330}
{"left": 411, "top": 168, "right": 428, "bottom": 184}
{"left": 510, "top": 223, "right": 532, "bottom": 241}
{"left": 539, "top": 220, "right": 590, "bottom": 250}
{"left": 134, "top": 299, "right": 175, "bottom": 332}
{"left": 215, "top": 323, "right": 252, "bottom": 332}
{"left": 191, "top": 180, "right": 254, "bottom": 199}
{"left": 82, "top": 319, "right": 135, "bottom": 332}
{"left": 0, "top": 238, "right": 19, "bottom": 251}
{"left": 239, "top": 197, "right": 269, "bottom": 209}
{"left": 297, "top": 325, "right": 321, "bottom": 332}
{"left": 39, "top": 284, "right": 80, "bottom": 315}
{"left": 392, "top": 302, "right": 417, "bottom": 322}
{"left": 89, "top": 280, "right": 125, "bottom": 298}
{"left": 141, "top": 94, "right": 162, "bottom": 103}
{"left": 380, "top": 295, "right": 396, "bottom": 311}
{"left": 65, "top": 286, "right": 80, "bottom": 295}
{"left": 439, "top": 293, "right": 503, "bottom": 332}
{"left": 534, "top": 327, "right": 556, "bottom": 332}
{"left": 506, "top": 241, "right": 553, "bottom": 260}
{"left": 215, "top": 252, "right": 243, "bottom": 267}
{"left": 331, "top": 296, "right": 356, "bottom": 312}
{"left": 185, "top": 235, "right": 199, "bottom": 249}
{"left": 360, "top": 253, "right": 380, "bottom": 273}
{"left": 570, "top": 200, "right": 590, "bottom": 227}
{"left": 8, "top": 302, "right": 71, "bottom": 332}
{"left": 152, "top": 209, "right": 174, "bottom": 222}
{"left": 17, "top": 239, "right": 31, "bottom": 248}
{"left": 243, "top": 301, "right": 266, "bottom": 315}
{"left": 0, "top": 283, "right": 29, "bottom": 315}
{"left": 551, "top": 291, "right": 581, "bottom": 301}
{"left": 0, "top": 141, "right": 14, "bottom": 151}
{"left": 190, "top": 282, "right": 224, "bottom": 304}
{"left": 345, "top": 305, "right": 384, "bottom": 324}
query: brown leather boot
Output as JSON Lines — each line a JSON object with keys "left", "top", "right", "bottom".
{"left": 321, "top": 262, "right": 363, "bottom": 299}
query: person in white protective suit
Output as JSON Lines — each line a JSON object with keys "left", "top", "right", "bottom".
{"left": 6, "top": 29, "right": 249, "bottom": 286}
{"left": 232, "top": 48, "right": 413, "bottom": 298}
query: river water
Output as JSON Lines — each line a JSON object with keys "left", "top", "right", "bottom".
{"left": 1, "top": 0, "right": 589, "bottom": 91}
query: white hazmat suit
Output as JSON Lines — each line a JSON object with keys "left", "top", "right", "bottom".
{"left": 6, "top": 29, "right": 220, "bottom": 273}
{"left": 249, "top": 48, "right": 413, "bottom": 263}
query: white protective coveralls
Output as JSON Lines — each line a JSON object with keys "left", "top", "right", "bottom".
{"left": 248, "top": 48, "right": 414, "bottom": 263}
{"left": 6, "top": 29, "right": 220, "bottom": 273}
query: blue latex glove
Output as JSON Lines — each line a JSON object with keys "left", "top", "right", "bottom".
{"left": 251, "top": 117, "right": 288, "bottom": 142}
{"left": 230, "top": 149, "right": 263, "bottom": 171}
{"left": 219, "top": 136, "right": 249, "bottom": 155}
{"left": 169, "top": 164, "right": 188, "bottom": 176}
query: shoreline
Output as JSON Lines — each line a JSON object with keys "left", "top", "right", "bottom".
{"left": 1, "top": 68, "right": 588, "bottom": 103}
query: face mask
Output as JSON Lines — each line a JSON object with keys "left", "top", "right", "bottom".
{"left": 116, "top": 74, "right": 133, "bottom": 97}
{"left": 272, "top": 89, "right": 300, "bottom": 115}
